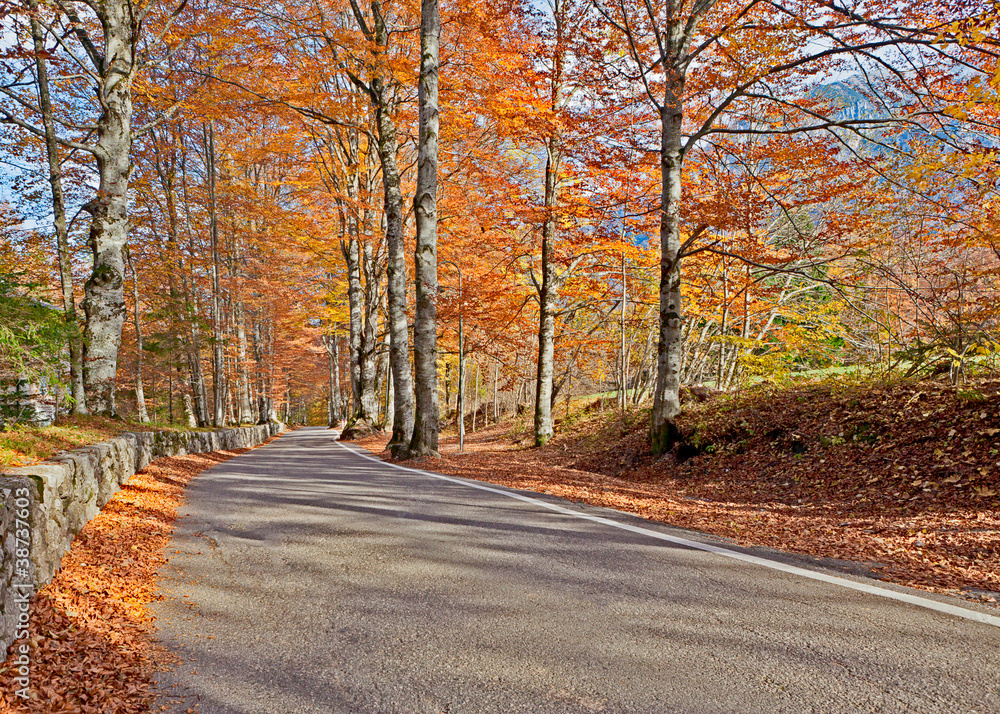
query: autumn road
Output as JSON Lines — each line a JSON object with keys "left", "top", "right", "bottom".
{"left": 153, "top": 426, "right": 1000, "bottom": 713}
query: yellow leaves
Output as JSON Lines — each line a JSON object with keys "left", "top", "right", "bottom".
{"left": 942, "top": 105, "right": 968, "bottom": 121}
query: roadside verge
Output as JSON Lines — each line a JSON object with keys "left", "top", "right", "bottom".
{"left": 1, "top": 424, "right": 283, "bottom": 656}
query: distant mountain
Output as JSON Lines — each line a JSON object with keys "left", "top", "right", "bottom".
{"left": 811, "top": 77, "right": 880, "bottom": 122}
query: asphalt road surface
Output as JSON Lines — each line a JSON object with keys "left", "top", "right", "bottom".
{"left": 153, "top": 426, "right": 1000, "bottom": 713}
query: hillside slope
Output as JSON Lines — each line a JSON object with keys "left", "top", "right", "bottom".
{"left": 360, "top": 378, "right": 1000, "bottom": 603}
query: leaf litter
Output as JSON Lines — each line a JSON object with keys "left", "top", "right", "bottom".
{"left": 0, "top": 446, "right": 262, "bottom": 713}
{"left": 356, "top": 378, "right": 1000, "bottom": 607}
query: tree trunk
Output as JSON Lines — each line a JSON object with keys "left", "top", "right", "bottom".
{"left": 493, "top": 361, "right": 499, "bottom": 424}
{"left": 81, "top": 0, "right": 138, "bottom": 415}
{"left": 126, "top": 249, "right": 149, "bottom": 422}
{"left": 533, "top": 2, "right": 567, "bottom": 447}
{"left": 409, "top": 0, "right": 442, "bottom": 458}
{"left": 324, "top": 334, "right": 342, "bottom": 427}
{"left": 650, "top": 68, "right": 686, "bottom": 455}
{"left": 361, "top": 242, "right": 380, "bottom": 420}
{"left": 534, "top": 155, "right": 560, "bottom": 446}
{"left": 472, "top": 362, "right": 480, "bottom": 433}
{"left": 374, "top": 105, "right": 415, "bottom": 452}
{"left": 29, "top": 9, "right": 86, "bottom": 414}
{"left": 344, "top": 240, "right": 363, "bottom": 419}
{"left": 204, "top": 124, "right": 226, "bottom": 427}
{"left": 382, "top": 326, "right": 393, "bottom": 431}
{"left": 341, "top": 238, "right": 378, "bottom": 427}
{"left": 335, "top": 334, "right": 345, "bottom": 421}
{"left": 183, "top": 393, "right": 197, "bottom": 428}
{"left": 620, "top": 246, "right": 628, "bottom": 411}
{"left": 337, "top": 3, "right": 412, "bottom": 446}
{"left": 236, "top": 307, "right": 253, "bottom": 423}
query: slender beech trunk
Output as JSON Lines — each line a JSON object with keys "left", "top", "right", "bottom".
{"left": 236, "top": 308, "right": 252, "bottom": 423}
{"left": 204, "top": 124, "right": 225, "bottom": 426}
{"left": 228, "top": 207, "right": 252, "bottom": 425}
{"left": 361, "top": 243, "right": 380, "bottom": 419}
{"left": 348, "top": 3, "right": 415, "bottom": 451}
{"left": 324, "top": 334, "right": 342, "bottom": 426}
{"left": 472, "top": 362, "right": 480, "bottom": 433}
{"left": 30, "top": 9, "right": 86, "bottom": 414}
{"left": 444, "top": 362, "right": 452, "bottom": 416}
{"left": 183, "top": 393, "right": 197, "bottom": 427}
{"left": 177, "top": 129, "right": 210, "bottom": 426}
{"left": 252, "top": 318, "right": 269, "bottom": 423}
{"left": 382, "top": 326, "right": 393, "bottom": 431}
{"left": 125, "top": 249, "right": 149, "bottom": 422}
{"left": 493, "top": 361, "right": 499, "bottom": 424}
{"left": 534, "top": 155, "right": 561, "bottom": 445}
{"left": 409, "top": 0, "right": 441, "bottom": 457}
{"left": 534, "top": 1, "right": 568, "bottom": 447}
{"left": 334, "top": 334, "right": 344, "bottom": 423}
{"left": 374, "top": 107, "right": 415, "bottom": 451}
{"left": 342, "top": 238, "right": 378, "bottom": 425}
{"left": 338, "top": 334, "right": 347, "bottom": 420}
{"left": 620, "top": 245, "right": 628, "bottom": 410}
{"left": 626, "top": 0, "right": 719, "bottom": 452}
{"left": 650, "top": 50, "right": 687, "bottom": 455}
{"left": 344, "top": 239, "right": 363, "bottom": 418}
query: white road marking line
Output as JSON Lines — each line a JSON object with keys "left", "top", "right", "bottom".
{"left": 332, "top": 438, "right": 1000, "bottom": 629}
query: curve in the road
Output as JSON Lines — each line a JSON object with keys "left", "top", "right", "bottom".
{"left": 335, "top": 440, "right": 1000, "bottom": 630}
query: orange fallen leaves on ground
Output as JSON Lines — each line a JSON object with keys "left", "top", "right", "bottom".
{"left": 0, "top": 448, "right": 249, "bottom": 713}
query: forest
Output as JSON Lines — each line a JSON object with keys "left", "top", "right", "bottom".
{"left": 0, "top": 0, "right": 998, "bottom": 459}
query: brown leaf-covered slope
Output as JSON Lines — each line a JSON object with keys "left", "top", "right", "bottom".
{"left": 0, "top": 447, "right": 256, "bottom": 713}
{"left": 356, "top": 378, "right": 1000, "bottom": 604}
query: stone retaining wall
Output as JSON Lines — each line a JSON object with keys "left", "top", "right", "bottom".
{"left": 0, "top": 422, "right": 283, "bottom": 654}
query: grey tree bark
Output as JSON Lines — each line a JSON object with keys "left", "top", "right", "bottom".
{"left": 343, "top": 1, "right": 415, "bottom": 454}
{"left": 331, "top": 338, "right": 341, "bottom": 426}
{"left": 341, "top": 237, "right": 379, "bottom": 428}
{"left": 649, "top": 74, "right": 686, "bottom": 453}
{"left": 534, "top": 210, "right": 559, "bottom": 446}
{"left": 204, "top": 123, "right": 226, "bottom": 427}
{"left": 593, "top": 1, "right": 717, "bottom": 454}
{"left": 492, "top": 361, "right": 499, "bottom": 424}
{"left": 28, "top": 7, "right": 86, "bottom": 414}
{"left": 472, "top": 362, "right": 480, "bottom": 433}
{"left": 183, "top": 393, "right": 197, "bottom": 428}
{"left": 533, "top": 1, "right": 569, "bottom": 447}
{"left": 179, "top": 131, "right": 210, "bottom": 426}
{"left": 361, "top": 242, "right": 380, "bottom": 420}
{"left": 381, "top": 324, "right": 393, "bottom": 431}
{"left": 408, "top": 0, "right": 441, "bottom": 458}
{"left": 374, "top": 104, "right": 414, "bottom": 453}
{"left": 125, "top": 248, "right": 149, "bottom": 423}
{"left": 235, "top": 305, "right": 253, "bottom": 423}
{"left": 77, "top": 0, "right": 142, "bottom": 415}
